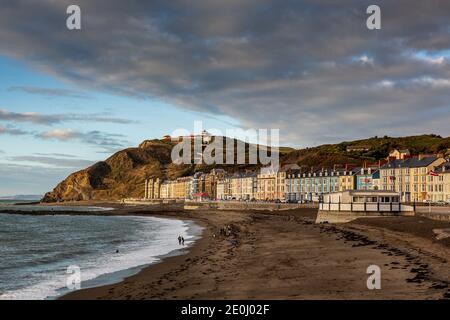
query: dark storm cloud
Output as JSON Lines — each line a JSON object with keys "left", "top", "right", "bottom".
{"left": 0, "top": 109, "right": 136, "bottom": 125}
{"left": 1, "top": 0, "right": 450, "bottom": 145}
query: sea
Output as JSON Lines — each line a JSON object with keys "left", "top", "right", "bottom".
{"left": 0, "top": 204, "right": 201, "bottom": 300}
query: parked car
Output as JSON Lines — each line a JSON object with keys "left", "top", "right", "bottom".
{"left": 435, "top": 200, "right": 447, "bottom": 206}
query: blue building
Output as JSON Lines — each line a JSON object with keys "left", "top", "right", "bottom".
{"left": 356, "top": 168, "right": 380, "bottom": 190}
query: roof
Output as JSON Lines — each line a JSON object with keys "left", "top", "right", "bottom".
{"left": 279, "top": 164, "right": 301, "bottom": 172}
{"left": 355, "top": 168, "right": 379, "bottom": 175}
{"left": 435, "top": 162, "right": 450, "bottom": 174}
{"left": 230, "top": 172, "right": 257, "bottom": 179}
{"left": 381, "top": 156, "right": 439, "bottom": 169}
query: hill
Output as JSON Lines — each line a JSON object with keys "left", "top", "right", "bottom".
{"left": 42, "top": 134, "right": 450, "bottom": 202}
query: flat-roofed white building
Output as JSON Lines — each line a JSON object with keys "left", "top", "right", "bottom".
{"left": 318, "top": 190, "right": 414, "bottom": 223}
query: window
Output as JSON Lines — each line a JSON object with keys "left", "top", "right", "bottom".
{"left": 353, "top": 196, "right": 365, "bottom": 203}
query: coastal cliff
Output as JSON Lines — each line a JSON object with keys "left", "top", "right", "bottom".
{"left": 42, "top": 140, "right": 174, "bottom": 202}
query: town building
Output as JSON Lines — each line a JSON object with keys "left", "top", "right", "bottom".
{"left": 355, "top": 168, "right": 380, "bottom": 190}
{"left": 285, "top": 169, "right": 304, "bottom": 202}
{"left": 216, "top": 178, "right": 227, "bottom": 200}
{"left": 286, "top": 167, "right": 358, "bottom": 202}
{"left": 198, "top": 169, "right": 226, "bottom": 199}
{"left": 339, "top": 168, "right": 357, "bottom": 192}
{"left": 144, "top": 178, "right": 161, "bottom": 199}
{"left": 388, "top": 149, "right": 410, "bottom": 160}
{"left": 317, "top": 190, "right": 414, "bottom": 223}
{"left": 257, "top": 165, "right": 299, "bottom": 201}
{"left": 228, "top": 172, "right": 257, "bottom": 200}
{"left": 379, "top": 155, "right": 446, "bottom": 202}
{"left": 157, "top": 176, "right": 193, "bottom": 199}
{"left": 428, "top": 162, "right": 450, "bottom": 202}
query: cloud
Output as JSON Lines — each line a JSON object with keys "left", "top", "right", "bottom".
{"left": 34, "top": 152, "right": 80, "bottom": 158}
{"left": 1, "top": 1, "right": 450, "bottom": 145}
{"left": 0, "top": 125, "right": 28, "bottom": 135}
{"left": 353, "top": 55, "right": 375, "bottom": 66}
{"left": 1, "top": 124, "right": 128, "bottom": 153}
{"left": 8, "top": 86, "right": 89, "bottom": 98}
{"left": 0, "top": 109, "right": 136, "bottom": 125}
{"left": 36, "top": 129, "right": 128, "bottom": 151}
{"left": 8, "top": 155, "right": 94, "bottom": 168}
{"left": 38, "top": 129, "right": 78, "bottom": 141}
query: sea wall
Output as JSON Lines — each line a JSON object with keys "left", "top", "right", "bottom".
{"left": 415, "top": 207, "right": 450, "bottom": 222}
{"left": 123, "top": 199, "right": 317, "bottom": 212}
{"left": 122, "top": 199, "right": 184, "bottom": 211}
{"left": 316, "top": 210, "right": 414, "bottom": 224}
{"left": 185, "top": 201, "right": 317, "bottom": 211}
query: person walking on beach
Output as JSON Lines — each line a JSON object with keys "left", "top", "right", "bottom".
{"left": 178, "top": 235, "right": 182, "bottom": 245}
{"left": 181, "top": 237, "right": 185, "bottom": 246}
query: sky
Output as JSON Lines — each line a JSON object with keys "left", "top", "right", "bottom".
{"left": 1, "top": 0, "right": 450, "bottom": 196}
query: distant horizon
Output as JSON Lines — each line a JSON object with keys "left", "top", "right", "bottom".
{"left": 0, "top": 194, "right": 43, "bottom": 200}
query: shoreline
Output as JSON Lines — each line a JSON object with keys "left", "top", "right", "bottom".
{"left": 60, "top": 208, "right": 215, "bottom": 300}
{"left": 51, "top": 218, "right": 203, "bottom": 300}
{"left": 2, "top": 203, "right": 450, "bottom": 299}
{"left": 0, "top": 206, "right": 204, "bottom": 300}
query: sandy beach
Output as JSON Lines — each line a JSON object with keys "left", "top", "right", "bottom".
{"left": 56, "top": 205, "right": 450, "bottom": 300}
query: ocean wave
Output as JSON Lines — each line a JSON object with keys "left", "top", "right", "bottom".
{"left": 0, "top": 215, "right": 201, "bottom": 300}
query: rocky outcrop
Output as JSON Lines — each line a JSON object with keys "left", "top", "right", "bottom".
{"left": 42, "top": 140, "right": 174, "bottom": 202}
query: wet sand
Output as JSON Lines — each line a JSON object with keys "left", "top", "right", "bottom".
{"left": 60, "top": 207, "right": 450, "bottom": 300}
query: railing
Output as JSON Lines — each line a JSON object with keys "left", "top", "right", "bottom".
{"left": 319, "top": 202, "right": 414, "bottom": 212}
